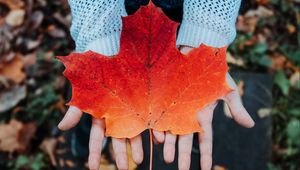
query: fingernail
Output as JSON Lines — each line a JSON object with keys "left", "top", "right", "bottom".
{"left": 249, "top": 118, "right": 255, "bottom": 128}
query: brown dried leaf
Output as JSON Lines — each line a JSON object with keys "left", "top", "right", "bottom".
{"left": 237, "top": 15, "right": 258, "bottom": 33}
{"left": 19, "top": 123, "right": 37, "bottom": 152}
{"left": 26, "top": 39, "right": 41, "bottom": 50}
{"left": 127, "top": 142, "right": 137, "bottom": 170}
{"left": 290, "top": 71, "right": 300, "bottom": 88}
{"left": 99, "top": 153, "right": 116, "bottom": 170}
{"left": 52, "top": 96, "right": 66, "bottom": 113}
{"left": 0, "top": 0, "right": 24, "bottom": 10}
{"left": 286, "top": 24, "right": 296, "bottom": 34}
{"left": 226, "top": 52, "right": 245, "bottom": 67}
{"left": 99, "top": 164, "right": 116, "bottom": 170}
{"left": 59, "top": 158, "right": 65, "bottom": 168}
{"left": 258, "top": 108, "right": 272, "bottom": 118}
{"left": 270, "top": 54, "right": 286, "bottom": 70}
{"left": 22, "top": 53, "right": 37, "bottom": 67}
{"left": 30, "top": 10, "right": 44, "bottom": 29}
{"left": 0, "top": 119, "right": 23, "bottom": 152}
{"left": 213, "top": 165, "right": 228, "bottom": 170}
{"left": 0, "top": 119, "right": 36, "bottom": 152}
{"left": 47, "top": 25, "right": 66, "bottom": 38}
{"left": 5, "top": 9, "right": 25, "bottom": 26}
{"left": 270, "top": 54, "right": 299, "bottom": 72}
{"left": 256, "top": 0, "right": 269, "bottom": 5}
{"left": 245, "top": 6, "right": 274, "bottom": 18}
{"left": 53, "top": 12, "right": 71, "bottom": 27}
{"left": 40, "top": 138, "right": 58, "bottom": 166}
{"left": 237, "top": 6, "right": 273, "bottom": 33}
{"left": 65, "top": 160, "right": 75, "bottom": 168}
{"left": 0, "top": 53, "right": 25, "bottom": 84}
{"left": 55, "top": 148, "right": 67, "bottom": 155}
{"left": 57, "top": 136, "right": 66, "bottom": 144}
{"left": 0, "top": 75, "right": 10, "bottom": 88}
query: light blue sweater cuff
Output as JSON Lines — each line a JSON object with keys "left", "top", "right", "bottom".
{"left": 176, "top": 21, "right": 235, "bottom": 48}
{"left": 84, "top": 33, "right": 121, "bottom": 56}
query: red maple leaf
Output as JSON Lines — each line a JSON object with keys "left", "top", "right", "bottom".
{"left": 57, "top": 2, "right": 231, "bottom": 138}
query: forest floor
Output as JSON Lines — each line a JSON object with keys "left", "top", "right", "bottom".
{"left": 0, "top": 0, "right": 299, "bottom": 170}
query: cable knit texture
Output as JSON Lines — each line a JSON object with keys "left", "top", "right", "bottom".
{"left": 68, "top": 0, "right": 126, "bottom": 55}
{"left": 176, "top": 0, "right": 241, "bottom": 48}
{"left": 68, "top": 0, "right": 241, "bottom": 55}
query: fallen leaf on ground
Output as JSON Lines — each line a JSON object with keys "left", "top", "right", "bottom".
{"left": 19, "top": 123, "right": 37, "bottom": 151}
{"left": 256, "top": 0, "right": 269, "bottom": 5}
{"left": 127, "top": 142, "right": 137, "bottom": 170}
{"left": 286, "top": 24, "right": 296, "bottom": 34}
{"left": 5, "top": 9, "right": 25, "bottom": 26}
{"left": 40, "top": 138, "right": 58, "bottom": 166}
{"left": 226, "top": 52, "right": 245, "bottom": 67}
{"left": 65, "top": 160, "right": 75, "bottom": 168}
{"left": 0, "top": 53, "right": 25, "bottom": 84}
{"left": 59, "top": 158, "right": 65, "bottom": 167}
{"left": 99, "top": 153, "right": 116, "bottom": 170}
{"left": 0, "top": 119, "right": 23, "bottom": 152}
{"left": 0, "top": 85, "right": 26, "bottom": 113}
{"left": 258, "top": 108, "right": 272, "bottom": 118}
{"left": 213, "top": 165, "right": 228, "bottom": 170}
{"left": 26, "top": 39, "right": 41, "bottom": 50}
{"left": 270, "top": 54, "right": 287, "bottom": 70}
{"left": 237, "top": 6, "right": 273, "bottom": 33}
{"left": 245, "top": 6, "right": 274, "bottom": 18}
{"left": 290, "top": 71, "right": 300, "bottom": 88}
{"left": 22, "top": 53, "right": 37, "bottom": 67}
{"left": 0, "top": 119, "right": 36, "bottom": 152}
{"left": 47, "top": 25, "right": 66, "bottom": 38}
{"left": 0, "top": 0, "right": 24, "bottom": 10}
{"left": 57, "top": 2, "right": 231, "bottom": 138}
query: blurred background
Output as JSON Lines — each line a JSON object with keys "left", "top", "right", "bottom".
{"left": 0, "top": 0, "right": 299, "bottom": 170}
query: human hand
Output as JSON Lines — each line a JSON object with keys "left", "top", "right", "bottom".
{"left": 58, "top": 107, "right": 165, "bottom": 170}
{"left": 152, "top": 46, "right": 255, "bottom": 170}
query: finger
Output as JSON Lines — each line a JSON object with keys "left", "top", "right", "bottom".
{"left": 58, "top": 106, "right": 82, "bottom": 130}
{"left": 129, "top": 135, "right": 144, "bottom": 164}
{"left": 88, "top": 118, "right": 105, "bottom": 170}
{"left": 197, "top": 104, "right": 215, "bottom": 170}
{"left": 112, "top": 138, "right": 128, "bottom": 170}
{"left": 178, "top": 134, "right": 193, "bottom": 170}
{"left": 163, "top": 132, "right": 177, "bottom": 163}
{"left": 153, "top": 130, "right": 165, "bottom": 143}
{"left": 179, "top": 45, "right": 193, "bottom": 55}
{"left": 224, "top": 74, "right": 255, "bottom": 128}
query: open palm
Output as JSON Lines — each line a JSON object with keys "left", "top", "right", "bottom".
{"left": 58, "top": 46, "right": 254, "bottom": 170}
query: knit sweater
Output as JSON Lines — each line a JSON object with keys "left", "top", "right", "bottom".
{"left": 68, "top": 0, "right": 241, "bottom": 56}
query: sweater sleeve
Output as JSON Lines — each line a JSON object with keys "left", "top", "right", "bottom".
{"left": 68, "top": 0, "right": 127, "bottom": 55}
{"left": 176, "top": 0, "right": 241, "bottom": 48}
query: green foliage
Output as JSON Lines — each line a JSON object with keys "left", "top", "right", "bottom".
{"left": 274, "top": 71, "right": 290, "bottom": 96}
{"left": 8, "top": 153, "right": 46, "bottom": 170}
{"left": 286, "top": 119, "right": 300, "bottom": 146}
{"left": 270, "top": 89, "right": 300, "bottom": 170}
{"left": 0, "top": 0, "right": 298, "bottom": 169}
{"left": 231, "top": 1, "right": 300, "bottom": 169}
{"left": 24, "top": 84, "right": 60, "bottom": 125}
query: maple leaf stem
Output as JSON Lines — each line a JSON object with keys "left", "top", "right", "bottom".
{"left": 149, "top": 129, "right": 153, "bottom": 170}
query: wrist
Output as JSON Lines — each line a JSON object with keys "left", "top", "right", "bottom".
{"left": 83, "top": 33, "right": 121, "bottom": 56}
{"left": 176, "top": 20, "right": 233, "bottom": 48}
